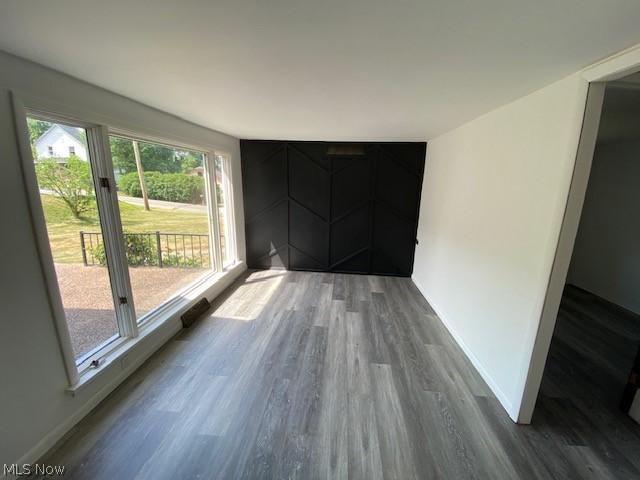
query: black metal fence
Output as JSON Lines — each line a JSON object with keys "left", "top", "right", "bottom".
{"left": 80, "top": 231, "right": 211, "bottom": 268}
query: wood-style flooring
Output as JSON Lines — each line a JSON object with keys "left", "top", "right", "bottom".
{"left": 37, "top": 272, "right": 640, "bottom": 479}
{"left": 536, "top": 285, "right": 640, "bottom": 479}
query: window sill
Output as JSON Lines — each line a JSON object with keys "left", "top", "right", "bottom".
{"left": 65, "top": 261, "right": 245, "bottom": 395}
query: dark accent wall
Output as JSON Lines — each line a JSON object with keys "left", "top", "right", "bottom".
{"left": 241, "top": 141, "right": 426, "bottom": 276}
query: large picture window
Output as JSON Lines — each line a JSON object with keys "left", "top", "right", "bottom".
{"left": 108, "top": 135, "right": 214, "bottom": 321}
{"left": 24, "top": 113, "right": 236, "bottom": 373}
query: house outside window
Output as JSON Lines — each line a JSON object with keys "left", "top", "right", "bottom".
{"left": 26, "top": 115, "right": 238, "bottom": 370}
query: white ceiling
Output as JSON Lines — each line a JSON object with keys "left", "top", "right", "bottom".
{"left": 1, "top": 1, "right": 640, "bottom": 141}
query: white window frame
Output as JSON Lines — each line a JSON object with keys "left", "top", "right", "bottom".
{"left": 215, "top": 153, "right": 238, "bottom": 267}
{"left": 11, "top": 93, "right": 237, "bottom": 386}
{"left": 107, "top": 132, "right": 228, "bottom": 325}
{"left": 17, "top": 113, "right": 139, "bottom": 376}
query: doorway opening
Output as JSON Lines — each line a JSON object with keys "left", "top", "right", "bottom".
{"left": 534, "top": 73, "right": 640, "bottom": 439}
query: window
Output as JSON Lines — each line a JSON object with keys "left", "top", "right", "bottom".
{"left": 108, "top": 135, "right": 214, "bottom": 321}
{"left": 28, "top": 118, "right": 121, "bottom": 363}
{"left": 23, "top": 112, "right": 236, "bottom": 375}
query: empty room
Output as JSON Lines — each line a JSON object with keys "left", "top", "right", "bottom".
{"left": 1, "top": 1, "right": 640, "bottom": 479}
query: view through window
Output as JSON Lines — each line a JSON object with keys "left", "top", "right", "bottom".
{"left": 28, "top": 117, "right": 120, "bottom": 361}
{"left": 108, "top": 136, "right": 212, "bottom": 320}
{"left": 27, "top": 117, "right": 233, "bottom": 365}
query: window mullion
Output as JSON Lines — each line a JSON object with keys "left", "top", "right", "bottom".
{"left": 87, "top": 126, "right": 138, "bottom": 337}
{"left": 205, "top": 153, "right": 223, "bottom": 271}
{"left": 221, "top": 156, "right": 236, "bottom": 265}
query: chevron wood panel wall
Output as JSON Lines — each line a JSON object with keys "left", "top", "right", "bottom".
{"left": 240, "top": 140, "right": 425, "bottom": 276}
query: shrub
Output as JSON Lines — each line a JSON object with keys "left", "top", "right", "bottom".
{"left": 90, "top": 233, "right": 157, "bottom": 267}
{"left": 123, "top": 234, "right": 157, "bottom": 266}
{"left": 90, "top": 243, "right": 107, "bottom": 266}
{"left": 162, "top": 253, "right": 202, "bottom": 268}
{"left": 117, "top": 172, "right": 143, "bottom": 198}
{"left": 117, "top": 171, "right": 204, "bottom": 204}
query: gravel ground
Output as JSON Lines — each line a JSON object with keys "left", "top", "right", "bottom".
{"left": 54, "top": 263, "right": 206, "bottom": 359}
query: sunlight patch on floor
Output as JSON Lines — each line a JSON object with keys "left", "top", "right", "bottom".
{"left": 212, "top": 269, "right": 286, "bottom": 321}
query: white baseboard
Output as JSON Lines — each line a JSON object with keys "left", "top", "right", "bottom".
{"left": 7, "top": 264, "right": 247, "bottom": 479}
{"left": 10, "top": 318, "right": 180, "bottom": 478}
{"left": 411, "top": 276, "right": 518, "bottom": 421}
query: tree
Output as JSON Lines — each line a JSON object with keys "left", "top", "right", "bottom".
{"left": 110, "top": 137, "right": 181, "bottom": 174}
{"left": 27, "top": 118, "right": 51, "bottom": 159}
{"left": 179, "top": 153, "right": 201, "bottom": 173}
{"left": 35, "top": 156, "right": 94, "bottom": 218}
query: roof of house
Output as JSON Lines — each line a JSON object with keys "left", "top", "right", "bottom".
{"left": 35, "top": 123, "right": 85, "bottom": 146}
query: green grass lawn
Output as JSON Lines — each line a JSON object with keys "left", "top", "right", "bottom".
{"left": 42, "top": 194, "right": 209, "bottom": 263}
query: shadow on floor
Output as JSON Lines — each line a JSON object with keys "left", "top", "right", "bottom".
{"left": 534, "top": 284, "right": 640, "bottom": 477}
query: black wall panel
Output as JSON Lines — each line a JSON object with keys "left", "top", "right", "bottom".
{"left": 241, "top": 140, "right": 425, "bottom": 276}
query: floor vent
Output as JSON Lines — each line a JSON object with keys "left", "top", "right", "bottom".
{"left": 181, "top": 297, "right": 211, "bottom": 328}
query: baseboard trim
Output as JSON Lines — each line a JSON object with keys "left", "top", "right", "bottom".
{"left": 565, "top": 283, "right": 640, "bottom": 318}
{"left": 9, "top": 317, "right": 180, "bottom": 479}
{"left": 7, "top": 263, "right": 247, "bottom": 479}
{"left": 411, "top": 276, "right": 518, "bottom": 421}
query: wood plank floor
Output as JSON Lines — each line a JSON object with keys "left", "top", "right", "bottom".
{"left": 536, "top": 285, "right": 640, "bottom": 479}
{"left": 37, "top": 272, "right": 640, "bottom": 479}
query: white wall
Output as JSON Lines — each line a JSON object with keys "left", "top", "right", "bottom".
{"left": 0, "top": 51, "right": 246, "bottom": 468}
{"left": 35, "top": 126, "right": 88, "bottom": 160}
{"left": 567, "top": 140, "right": 640, "bottom": 314}
{"left": 412, "top": 73, "right": 589, "bottom": 420}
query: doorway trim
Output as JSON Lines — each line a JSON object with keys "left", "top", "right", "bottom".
{"left": 518, "top": 43, "right": 640, "bottom": 423}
